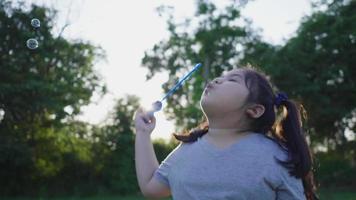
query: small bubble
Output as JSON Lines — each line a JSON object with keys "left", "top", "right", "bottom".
{"left": 31, "top": 18, "right": 40, "bottom": 28}
{"left": 26, "top": 38, "right": 39, "bottom": 49}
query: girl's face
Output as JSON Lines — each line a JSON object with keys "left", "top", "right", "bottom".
{"left": 200, "top": 69, "right": 249, "bottom": 118}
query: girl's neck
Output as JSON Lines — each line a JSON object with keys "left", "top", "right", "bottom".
{"left": 204, "top": 127, "right": 253, "bottom": 148}
{"left": 207, "top": 127, "right": 252, "bottom": 138}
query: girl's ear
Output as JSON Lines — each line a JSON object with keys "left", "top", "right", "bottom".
{"left": 246, "top": 104, "right": 265, "bottom": 119}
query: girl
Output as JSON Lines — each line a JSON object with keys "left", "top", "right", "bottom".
{"left": 134, "top": 66, "right": 319, "bottom": 200}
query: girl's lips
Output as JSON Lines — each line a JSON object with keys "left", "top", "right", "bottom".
{"left": 206, "top": 82, "right": 214, "bottom": 90}
{"left": 204, "top": 84, "right": 214, "bottom": 95}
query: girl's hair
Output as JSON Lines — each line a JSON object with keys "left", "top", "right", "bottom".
{"left": 173, "top": 66, "right": 319, "bottom": 200}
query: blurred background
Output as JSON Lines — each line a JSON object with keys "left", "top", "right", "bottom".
{"left": 0, "top": 0, "right": 355, "bottom": 199}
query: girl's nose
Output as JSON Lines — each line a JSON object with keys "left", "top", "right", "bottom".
{"left": 213, "top": 77, "right": 223, "bottom": 84}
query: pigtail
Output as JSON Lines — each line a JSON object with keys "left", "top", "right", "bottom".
{"left": 173, "top": 121, "right": 209, "bottom": 143}
{"left": 276, "top": 100, "right": 311, "bottom": 178}
{"left": 274, "top": 97, "right": 319, "bottom": 200}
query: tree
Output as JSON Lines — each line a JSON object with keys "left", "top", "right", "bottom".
{"left": 100, "top": 95, "right": 141, "bottom": 195}
{"left": 0, "top": 0, "right": 106, "bottom": 195}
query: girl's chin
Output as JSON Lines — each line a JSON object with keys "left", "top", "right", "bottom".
{"left": 203, "top": 90, "right": 212, "bottom": 97}
{"left": 201, "top": 93, "right": 210, "bottom": 102}
{"left": 200, "top": 94, "right": 216, "bottom": 108}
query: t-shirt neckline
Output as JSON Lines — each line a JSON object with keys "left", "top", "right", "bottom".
{"left": 198, "top": 132, "right": 261, "bottom": 155}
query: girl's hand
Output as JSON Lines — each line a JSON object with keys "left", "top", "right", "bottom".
{"left": 133, "top": 107, "right": 156, "bottom": 136}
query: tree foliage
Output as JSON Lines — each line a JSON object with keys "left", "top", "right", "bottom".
{"left": 0, "top": 0, "right": 106, "bottom": 195}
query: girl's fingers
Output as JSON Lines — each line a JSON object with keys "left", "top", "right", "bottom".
{"left": 133, "top": 106, "right": 157, "bottom": 134}
{"left": 142, "top": 115, "right": 150, "bottom": 124}
{"left": 150, "top": 116, "right": 156, "bottom": 125}
{"left": 143, "top": 112, "right": 156, "bottom": 124}
{"left": 134, "top": 107, "right": 156, "bottom": 124}
{"left": 134, "top": 107, "right": 144, "bottom": 119}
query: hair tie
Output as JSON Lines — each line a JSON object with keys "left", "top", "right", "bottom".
{"left": 275, "top": 92, "right": 288, "bottom": 107}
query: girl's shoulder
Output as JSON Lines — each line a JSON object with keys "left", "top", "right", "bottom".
{"left": 251, "top": 133, "right": 290, "bottom": 161}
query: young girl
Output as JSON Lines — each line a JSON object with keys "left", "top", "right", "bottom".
{"left": 134, "top": 66, "right": 319, "bottom": 200}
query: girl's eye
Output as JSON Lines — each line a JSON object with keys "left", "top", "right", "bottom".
{"left": 229, "top": 79, "right": 238, "bottom": 82}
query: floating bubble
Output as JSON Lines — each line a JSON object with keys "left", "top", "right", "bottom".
{"left": 26, "top": 38, "right": 39, "bottom": 49}
{"left": 31, "top": 18, "right": 40, "bottom": 28}
{"left": 0, "top": 109, "right": 4, "bottom": 122}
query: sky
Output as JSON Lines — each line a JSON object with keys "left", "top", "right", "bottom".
{"left": 26, "top": 0, "right": 313, "bottom": 141}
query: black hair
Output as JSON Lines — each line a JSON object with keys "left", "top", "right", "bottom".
{"left": 173, "top": 66, "right": 319, "bottom": 200}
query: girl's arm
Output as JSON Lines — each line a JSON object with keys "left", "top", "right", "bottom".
{"left": 134, "top": 108, "right": 171, "bottom": 198}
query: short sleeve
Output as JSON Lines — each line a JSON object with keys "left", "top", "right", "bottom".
{"left": 153, "top": 142, "right": 183, "bottom": 187}
{"left": 264, "top": 148, "right": 306, "bottom": 200}
{"left": 276, "top": 168, "right": 306, "bottom": 200}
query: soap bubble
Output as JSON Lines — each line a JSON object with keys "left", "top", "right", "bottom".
{"left": 0, "top": 109, "right": 4, "bottom": 122}
{"left": 26, "top": 38, "right": 39, "bottom": 49}
{"left": 31, "top": 18, "right": 40, "bottom": 28}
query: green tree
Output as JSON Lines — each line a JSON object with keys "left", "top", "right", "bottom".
{"left": 100, "top": 95, "right": 141, "bottom": 195}
{"left": 0, "top": 0, "right": 106, "bottom": 195}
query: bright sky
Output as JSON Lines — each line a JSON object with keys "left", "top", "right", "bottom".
{"left": 26, "top": 0, "right": 312, "bottom": 141}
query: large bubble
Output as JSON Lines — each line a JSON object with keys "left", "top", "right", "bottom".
{"left": 0, "top": 109, "right": 4, "bottom": 122}
{"left": 31, "top": 18, "right": 40, "bottom": 28}
{"left": 26, "top": 38, "right": 39, "bottom": 49}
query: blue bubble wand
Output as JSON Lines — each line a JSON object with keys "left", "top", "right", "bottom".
{"left": 147, "top": 63, "right": 202, "bottom": 117}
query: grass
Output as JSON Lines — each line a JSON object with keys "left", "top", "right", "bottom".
{"left": 2, "top": 195, "right": 172, "bottom": 200}
{"left": 318, "top": 188, "right": 356, "bottom": 200}
{"left": 3, "top": 189, "right": 355, "bottom": 200}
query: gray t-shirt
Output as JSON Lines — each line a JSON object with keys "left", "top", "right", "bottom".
{"left": 153, "top": 132, "right": 306, "bottom": 200}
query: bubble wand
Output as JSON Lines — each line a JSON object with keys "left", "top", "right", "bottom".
{"left": 147, "top": 63, "right": 202, "bottom": 117}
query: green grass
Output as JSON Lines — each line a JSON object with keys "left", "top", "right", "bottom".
{"left": 318, "top": 188, "right": 356, "bottom": 200}
{"left": 3, "top": 189, "right": 356, "bottom": 200}
{"left": 2, "top": 195, "right": 172, "bottom": 200}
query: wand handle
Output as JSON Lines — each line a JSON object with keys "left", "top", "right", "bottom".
{"left": 161, "top": 63, "right": 202, "bottom": 102}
